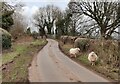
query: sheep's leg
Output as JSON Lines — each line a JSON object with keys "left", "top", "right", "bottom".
{"left": 91, "top": 62, "right": 95, "bottom": 66}
{"left": 90, "top": 62, "right": 92, "bottom": 65}
{"left": 93, "top": 63, "right": 95, "bottom": 66}
{"left": 91, "top": 62, "right": 94, "bottom": 66}
{"left": 75, "top": 54, "right": 76, "bottom": 58}
{"left": 90, "top": 62, "right": 93, "bottom": 66}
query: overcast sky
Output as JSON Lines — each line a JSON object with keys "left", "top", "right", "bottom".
{"left": 21, "top": 1, "right": 69, "bottom": 18}
{"left": 6, "top": 0, "right": 70, "bottom": 15}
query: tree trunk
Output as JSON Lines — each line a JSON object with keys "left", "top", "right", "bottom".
{"left": 100, "top": 24, "right": 107, "bottom": 39}
{"left": 47, "top": 26, "right": 51, "bottom": 34}
{"left": 39, "top": 28, "right": 46, "bottom": 38}
{"left": 71, "top": 21, "right": 76, "bottom": 36}
{"left": 46, "top": 22, "right": 54, "bottom": 34}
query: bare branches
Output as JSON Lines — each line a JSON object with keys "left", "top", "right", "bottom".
{"left": 68, "top": 0, "right": 120, "bottom": 39}
{"left": 33, "top": 5, "right": 63, "bottom": 35}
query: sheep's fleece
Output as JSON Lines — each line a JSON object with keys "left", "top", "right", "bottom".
{"left": 88, "top": 52, "right": 98, "bottom": 62}
{"left": 69, "top": 48, "right": 80, "bottom": 55}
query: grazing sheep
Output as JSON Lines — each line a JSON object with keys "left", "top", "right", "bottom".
{"left": 88, "top": 52, "right": 98, "bottom": 66}
{"left": 69, "top": 48, "right": 80, "bottom": 58}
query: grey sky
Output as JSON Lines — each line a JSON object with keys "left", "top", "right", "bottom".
{"left": 6, "top": 0, "right": 70, "bottom": 10}
{"left": 24, "top": 1, "right": 69, "bottom": 10}
{"left": 5, "top": 0, "right": 70, "bottom": 32}
{"left": 21, "top": 1, "right": 69, "bottom": 17}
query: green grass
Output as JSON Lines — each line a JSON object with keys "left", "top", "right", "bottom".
{"left": 77, "top": 54, "right": 89, "bottom": 64}
{"left": 62, "top": 43, "right": 73, "bottom": 53}
{"left": 2, "top": 52, "right": 18, "bottom": 64}
{"left": 2, "top": 39, "right": 47, "bottom": 82}
{"left": 2, "top": 39, "right": 46, "bottom": 65}
{"left": 15, "top": 44, "right": 28, "bottom": 53}
{"left": 2, "top": 44, "right": 28, "bottom": 65}
{"left": 31, "top": 39, "right": 46, "bottom": 46}
{"left": 8, "top": 53, "right": 30, "bottom": 82}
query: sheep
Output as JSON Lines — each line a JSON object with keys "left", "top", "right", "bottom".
{"left": 88, "top": 52, "right": 98, "bottom": 66}
{"left": 69, "top": 48, "right": 80, "bottom": 58}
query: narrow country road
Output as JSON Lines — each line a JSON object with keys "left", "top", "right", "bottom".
{"left": 29, "top": 39, "right": 110, "bottom": 82}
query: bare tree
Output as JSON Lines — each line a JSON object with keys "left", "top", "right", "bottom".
{"left": 33, "top": 7, "right": 46, "bottom": 37}
{"left": 45, "top": 5, "right": 62, "bottom": 34}
{"left": 68, "top": 0, "right": 120, "bottom": 39}
{"left": 55, "top": 11, "right": 65, "bottom": 36}
{"left": 33, "top": 5, "right": 62, "bottom": 37}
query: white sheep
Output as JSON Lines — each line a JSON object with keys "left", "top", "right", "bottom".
{"left": 88, "top": 52, "right": 98, "bottom": 66}
{"left": 69, "top": 48, "right": 80, "bottom": 58}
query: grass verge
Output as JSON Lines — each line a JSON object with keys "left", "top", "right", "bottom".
{"left": 59, "top": 41, "right": 118, "bottom": 82}
{"left": 2, "top": 39, "right": 47, "bottom": 82}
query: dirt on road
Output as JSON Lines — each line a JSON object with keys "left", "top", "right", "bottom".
{"left": 28, "top": 39, "right": 110, "bottom": 82}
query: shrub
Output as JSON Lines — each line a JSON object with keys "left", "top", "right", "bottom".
{"left": 26, "top": 27, "right": 31, "bottom": 36}
{"left": 75, "top": 39, "right": 89, "bottom": 52}
{"left": 0, "top": 28, "right": 12, "bottom": 49}
{"left": 2, "top": 34, "right": 11, "bottom": 49}
{"left": 32, "top": 31, "right": 38, "bottom": 39}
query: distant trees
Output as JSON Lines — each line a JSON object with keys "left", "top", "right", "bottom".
{"left": 33, "top": 7, "right": 46, "bottom": 37}
{"left": 33, "top": 5, "right": 62, "bottom": 37}
{"left": 45, "top": 5, "right": 61, "bottom": 34}
{"left": 26, "top": 27, "right": 31, "bottom": 35}
{"left": 55, "top": 8, "right": 72, "bottom": 37}
{"left": 70, "top": 12, "right": 82, "bottom": 36}
{"left": 68, "top": 0, "right": 120, "bottom": 39}
{"left": 55, "top": 12, "right": 65, "bottom": 37}
{"left": 0, "top": 2, "right": 14, "bottom": 31}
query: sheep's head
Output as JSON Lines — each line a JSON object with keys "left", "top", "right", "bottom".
{"left": 91, "top": 51, "right": 95, "bottom": 54}
{"left": 90, "top": 52, "right": 98, "bottom": 59}
{"left": 76, "top": 48, "right": 80, "bottom": 52}
{"left": 91, "top": 54, "right": 94, "bottom": 57}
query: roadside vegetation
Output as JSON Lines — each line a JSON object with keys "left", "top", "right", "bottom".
{"left": 0, "top": 2, "right": 48, "bottom": 82}
{"left": 59, "top": 37, "right": 119, "bottom": 81}
{"left": 2, "top": 38, "right": 47, "bottom": 82}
